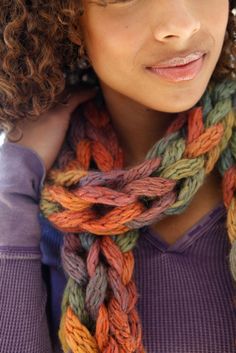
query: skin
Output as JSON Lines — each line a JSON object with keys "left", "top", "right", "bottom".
{"left": 78, "top": 0, "right": 229, "bottom": 244}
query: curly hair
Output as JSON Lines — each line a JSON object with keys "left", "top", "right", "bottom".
{"left": 0, "top": 0, "right": 235, "bottom": 139}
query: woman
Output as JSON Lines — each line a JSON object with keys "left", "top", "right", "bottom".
{"left": 0, "top": 1, "right": 235, "bottom": 352}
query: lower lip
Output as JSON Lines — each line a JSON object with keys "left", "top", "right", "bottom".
{"left": 147, "top": 55, "right": 206, "bottom": 82}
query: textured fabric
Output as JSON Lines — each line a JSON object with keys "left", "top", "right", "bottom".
{"left": 0, "top": 142, "right": 46, "bottom": 247}
{"left": 0, "top": 142, "right": 235, "bottom": 353}
{"left": 134, "top": 208, "right": 236, "bottom": 353}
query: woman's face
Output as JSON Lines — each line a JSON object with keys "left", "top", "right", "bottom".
{"left": 80, "top": 0, "right": 229, "bottom": 113}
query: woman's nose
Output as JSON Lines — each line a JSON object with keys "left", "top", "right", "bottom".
{"left": 152, "top": 2, "right": 201, "bottom": 42}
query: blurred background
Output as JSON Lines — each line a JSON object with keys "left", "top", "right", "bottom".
{"left": 0, "top": 132, "right": 5, "bottom": 146}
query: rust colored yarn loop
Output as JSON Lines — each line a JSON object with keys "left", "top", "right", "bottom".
{"left": 39, "top": 79, "right": 236, "bottom": 353}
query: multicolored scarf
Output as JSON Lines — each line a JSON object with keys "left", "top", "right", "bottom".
{"left": 39, "top": 78, "right": 236, "bottom": 353}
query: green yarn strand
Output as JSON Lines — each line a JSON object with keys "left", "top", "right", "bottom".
{"left": 160, "top": 157, "right": 205, "bottom": 180}
{"left": 211, "top": 79, "right": 236, "bottom": 103}
{"left": 205, "top": 98, "right": 232, "bottom": 127}
{"left": 145, "top": 132, "right": 181, "bottom": 161}
{"left": 218, "top": 148, "right": 235, "bottom": 176}
{"left": 230, "top": 130, "right": 236, "bottom": 160}
{"left": 159, "top": 138, "right": 186, "bottom": 172}
{"left": 79, "top": 232, "right": 96, "bottom": 251}
{"left": 61, "top": 277, "right": 91, "bottom": 327}
{"left": 165, "top": 169, "right": 205, "bottom": 215}
{"left": 113, "top": 229, "right": 140, "bottom": 253}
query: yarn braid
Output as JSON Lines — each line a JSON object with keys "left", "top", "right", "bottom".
{"left": 39, "top": 78, "right": 236, "bottom": 353}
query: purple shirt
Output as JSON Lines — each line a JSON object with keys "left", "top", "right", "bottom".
{"left": 0, "top": 142, "right": 235, "bottom": 353}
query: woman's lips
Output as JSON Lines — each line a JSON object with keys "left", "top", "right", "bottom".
{"left": 146, "top": 54, "right": 206, "bottom": 82}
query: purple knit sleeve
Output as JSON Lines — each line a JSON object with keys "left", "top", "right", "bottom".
{"left": 0, "top": 142, "right": 54, "bottom": 353}
{"left": 0, "top": 142, "right": 46, "bottom": 247}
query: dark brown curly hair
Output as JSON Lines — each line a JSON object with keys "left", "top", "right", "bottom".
{"left": 0, "top": 0, "right": 235, "bottom": 138}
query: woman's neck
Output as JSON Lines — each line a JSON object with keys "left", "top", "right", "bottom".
{"left": 100, "top": 83, "right": 179, "bottom": 168}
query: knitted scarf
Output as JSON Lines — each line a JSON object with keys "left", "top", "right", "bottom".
{"left": 39, "top": 78, "right": 236, "bottom": 353}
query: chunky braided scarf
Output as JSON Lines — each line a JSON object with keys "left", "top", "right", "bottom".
{"left": 39, "top": 78, "right": 236, "bottom": 353}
